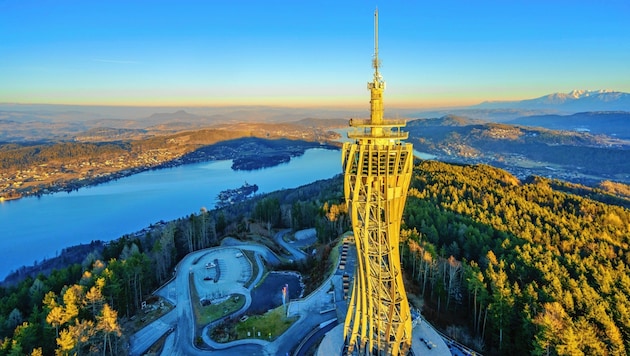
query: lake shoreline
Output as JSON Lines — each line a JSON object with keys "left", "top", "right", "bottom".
{"left": 0, "top": 145, "right": 346, "bottom": 287}
{"left": 1, "top": 137, "right": 340, "bottom": 203}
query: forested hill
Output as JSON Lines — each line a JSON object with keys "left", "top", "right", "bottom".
{"left": 402, "top": 161, "right": 630, "bottom": 355}
{"left": 406, "top": 116, "right": 630, "bottom": 185}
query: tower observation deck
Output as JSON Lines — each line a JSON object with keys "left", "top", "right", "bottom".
{"left": 341, "top": 9, "right": 414, "bottom": 356}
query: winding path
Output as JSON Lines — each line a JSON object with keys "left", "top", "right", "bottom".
{"left": 131, "top": 244, "right": 274, "bottom": 356}
{"left": 274, "top": 228, "right": 308, "bottom": 261}
{"left": 130, "top": 231, "right": 342, "bottom": 356}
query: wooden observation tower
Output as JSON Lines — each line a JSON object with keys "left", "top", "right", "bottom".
{"left": 342, "top": 9, "right": 414, "bottom": 356}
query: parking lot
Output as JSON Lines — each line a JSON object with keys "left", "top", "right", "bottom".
{"left": 191, "top": 248, "right": 252, "bottom": 302}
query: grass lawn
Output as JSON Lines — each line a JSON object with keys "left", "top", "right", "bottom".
{"left": 235, "top": 306, "right": 298, "bottom": 341}
{"left": 200, "top": 294, "right": 246, "bottom": 325}
{"left": 189, "top": 274, "right": 246, "bottom": 326}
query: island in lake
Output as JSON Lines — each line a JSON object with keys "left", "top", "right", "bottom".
{"left": 216, "top": 182, "right": 259, "bottom": 208}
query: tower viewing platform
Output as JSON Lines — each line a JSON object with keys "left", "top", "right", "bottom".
{"left": 347, "top": 118, "right": 409, "bottom": 142}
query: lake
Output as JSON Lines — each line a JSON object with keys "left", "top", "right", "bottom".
{"left": 0, "top": 148, "right": 341, "bottom": 279}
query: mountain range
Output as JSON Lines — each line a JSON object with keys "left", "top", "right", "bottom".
{"left": 475, "top": 89, "right": 630, "bottom": 111}
{"left": 506, "top": 111, "right": 630, "bottom": 139}
{"left": 1, "top": 89, "right": 628, "bottom": 142}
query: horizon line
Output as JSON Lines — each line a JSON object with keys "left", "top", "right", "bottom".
{"left": 0, "top": 101, "right": 475, "bottom": 111}
{"left": 2, "top": 88, "right": 627, "bottom": 111}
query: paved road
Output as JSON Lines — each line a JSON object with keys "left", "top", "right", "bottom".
{"left": 221, "top": 237, "right": 282, "bottom": 264}
{"left": 295, "top": 319, "right": 338, "bottom": 356}
{"left": 199, "top": 252, "right": 264, "bottom": 348}
{"left": 199, "top": 236, "right": 342, "bottom": 355}
{"left": 128, "top": 310, "right": 176, "bottom": 356}
{"left": 130, "top": 246, "right": 202, "bottom": 356}
{"left": 274, "top": 229, "right": 307, "bottom": 261}
{"left": 130, "top": 235, "right": 349, "bottom": 356}
{"left": 130, "top": 243, "right": 285, "bottom": 355}
{"left": 167, "top": 248, "right": 204, "bottom": 356}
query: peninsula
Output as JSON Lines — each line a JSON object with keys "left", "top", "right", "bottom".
{"left": 0, "top": 123, "right": 341, "bottom": 201}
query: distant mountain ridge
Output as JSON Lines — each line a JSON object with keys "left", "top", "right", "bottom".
{"left": 507, "top": 111, "right": 630, "bottom": 139}
{"left": 476, "top": 89, "right": 630, "bottom": 111}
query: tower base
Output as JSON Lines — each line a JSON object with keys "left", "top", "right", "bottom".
{"left": 317, "top": 321, "right": 452, "bottom": 356}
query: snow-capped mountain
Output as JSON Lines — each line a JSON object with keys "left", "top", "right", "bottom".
{"left": 476, "top": 90, "right": 630, "bottom": 112}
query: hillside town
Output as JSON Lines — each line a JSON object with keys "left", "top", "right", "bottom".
{"left": 0, "top": 148, "right": 183, "bottom": 200}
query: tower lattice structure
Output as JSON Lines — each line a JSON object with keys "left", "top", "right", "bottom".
{"left": 342, "top": 9, "right": 413, "bottom": 356}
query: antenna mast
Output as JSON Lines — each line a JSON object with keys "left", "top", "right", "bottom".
{"left": 367, "top": 8, "right": 384, "bottom": 126}
{"left": 373, "top": 9, "right": 380, "bottom": 77}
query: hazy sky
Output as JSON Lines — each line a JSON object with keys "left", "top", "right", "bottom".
{"left": 1, "top": 0, "right": 629, "bottom": 108}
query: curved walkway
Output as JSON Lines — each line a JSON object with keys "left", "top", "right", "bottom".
{"left": 200, "top": 252, "right": 266, "bottom": 349}
{"left": 220, "top": 237, "right": 283, "bottom": 265}
{"left": 274, "top": 228, "right": 308, "bottom": 261}
{"left": 131, "top": 243, "right": 280, "bottom": 356}
{"left": 130, "top": 230, "right": 369, "bottom": 356}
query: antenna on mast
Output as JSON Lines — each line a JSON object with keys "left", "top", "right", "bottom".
{"left": 373, "top": 8, "right": 380, "bottom": 77}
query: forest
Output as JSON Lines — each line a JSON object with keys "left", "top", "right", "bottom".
{"left": 400, "top": 161, "right": 630, "bottom": 355}
{"left": 0, "top": 159, "right": 629, "bottom": 355}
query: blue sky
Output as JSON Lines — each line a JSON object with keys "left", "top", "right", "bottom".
{"left": 1, "top": 0, "right": 629, "bottom": 108}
